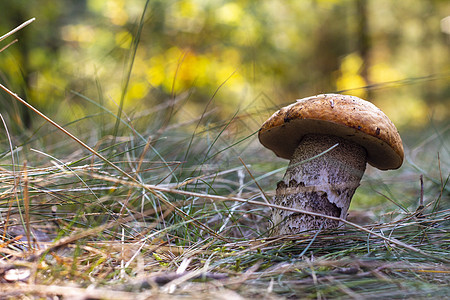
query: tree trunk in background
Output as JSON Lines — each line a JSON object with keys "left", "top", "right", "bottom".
{"left": 356, "top": 0, "right": 371, "bottom": 98}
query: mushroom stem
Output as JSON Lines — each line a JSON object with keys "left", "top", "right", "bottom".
{"left": 271, "top": 134, "right": 367, "bottom": 235}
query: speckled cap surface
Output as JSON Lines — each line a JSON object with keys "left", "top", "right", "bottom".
{"left": 258, "top": 94, "right": 404, "bottom": 170}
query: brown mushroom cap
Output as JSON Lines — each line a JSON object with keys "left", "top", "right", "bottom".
{"left": 258, "top": 94, "right": 404, "bottom": 170}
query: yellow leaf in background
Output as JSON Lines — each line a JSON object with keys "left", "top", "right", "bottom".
{"left": 340, "top": 53, "right": 363, "bottom": 74}
{"left": 216, "top": 2, "right": 243, "bottom": 25}
{"left": 127, "top": 81, "right": 150, "bottom": 103}
{"left": 166, "top": 0, "right": 206, "bottom": 33}
{"left": 106, "top": 0, "right": 128, "bottom": 26}
{"left": 377, "top": 95, "right": 428, "bottom": 128}
{"left": 336, "top": 53, "right": 367, "bottom": 98}
{"left": 336, "top": 74, "right": 367, "bottom": 98}
{"left": 115, "top": 31, "right": 132, "bottom": 49}
{"left": 369, "top": 63, "right": 403, "bottom": 84}
{"left": 61, "top": 25, "right": 95, "bottom": 43}
{"left": 146, "top": 63, "right": 165, "bottom": 88}
{"left": 369, "top": 64, "right": 428, "bottom": 128}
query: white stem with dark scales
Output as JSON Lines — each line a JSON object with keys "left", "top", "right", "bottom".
{"left": 271, "top": 134, "right": 367, "bottom": 235}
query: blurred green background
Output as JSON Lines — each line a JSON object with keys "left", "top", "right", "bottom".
{"left": 0, "top": 0, "right": 448, "bottom": 134}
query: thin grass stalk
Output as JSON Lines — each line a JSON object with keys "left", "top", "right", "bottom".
{"left": 239, "top": 156, "right": 270, "bottom": 204}
{"left": 0, "top": 39, "right": 18, "bottom": 53}
{"left": 22, "top": 161, "right": 31, "bottom": 251}
{"left": 0, "top": 113, "right": 17, "bottom": 241}
{"left": 0, "top": 18, "right": 35, "bottom": 42}
{"left": 111, "top": 1, "right": 150, "bottom": 140}
{"left": 184, "top": 69, "right": 238, "bottom": 163}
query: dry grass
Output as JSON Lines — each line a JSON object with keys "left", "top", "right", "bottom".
{"left": 0, "top": 117, "right": 447, "bottom": 299}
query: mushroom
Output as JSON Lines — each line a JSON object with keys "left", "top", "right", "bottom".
{"left": 258, "top": 94, "right": 404, "bottom": 235}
